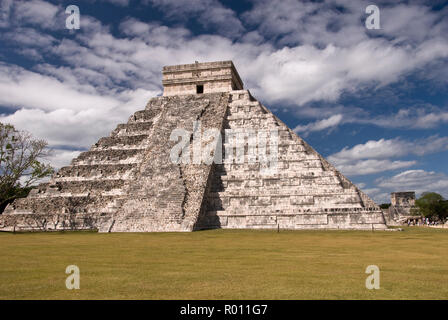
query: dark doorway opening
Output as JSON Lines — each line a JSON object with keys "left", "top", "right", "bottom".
{"left": 196, "top": 84, "right": 204, "bottom": 94}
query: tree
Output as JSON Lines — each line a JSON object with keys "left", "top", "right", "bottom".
{"left": 379, "top": 203, "right": 391, "bottom": 209}
{"left": 0, "top": 123, "right": 54, "bottom": 213}
{"left": 415, "top": 192, "right": 448, "bottom": 222}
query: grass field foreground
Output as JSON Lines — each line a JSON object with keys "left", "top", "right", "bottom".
{"left": 1, "top": 227, "right": 447, "bottom": 299}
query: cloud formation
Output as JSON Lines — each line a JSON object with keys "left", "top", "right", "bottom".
{"left": 376, "top": 170, "right": 448, "bottom": 198}
{"left": 293, "top": 114, "right": 343, "bottom": 136}
{"left": 328, "top": 135, "right": 448, "bottom": 176}
{"left": 0, "top": 0, "right": 447, "bottom": 176}
{"left": 143, "top": 0, "right": 245, "bottom": 37}
{"left": 329, "top": 136, "right": 448, "bottom": 164}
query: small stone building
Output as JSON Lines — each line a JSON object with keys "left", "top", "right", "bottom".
{"left": 0, "top": 61, "right": 388, "bottom": 232}
{"left": 391, "top": 192, "right": 416, "bottom": 207}
{"left": 388, "top": 191, "right": 419, "bottom": 223}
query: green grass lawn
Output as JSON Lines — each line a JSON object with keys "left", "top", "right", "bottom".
{"left": 0, "top": 227, "right": 447, "bottom": 299}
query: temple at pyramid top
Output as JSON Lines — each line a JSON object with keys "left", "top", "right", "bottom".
{"left": 162, "top": 60, "right": 244, "bottom": 96}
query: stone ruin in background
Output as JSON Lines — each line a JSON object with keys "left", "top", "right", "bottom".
{"left": 0, "top": 61, "right": 388, "bottom": 232}
{"left": 385, "top": 192, "right": 417, "bottom": 224}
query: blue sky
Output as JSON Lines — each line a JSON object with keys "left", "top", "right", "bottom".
{"left": 0, "top": 0, "right": 447, "bottom": 203}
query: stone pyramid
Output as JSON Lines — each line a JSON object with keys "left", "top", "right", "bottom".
{"left": 0, "top": 61, "right": 387, "bottom": 232}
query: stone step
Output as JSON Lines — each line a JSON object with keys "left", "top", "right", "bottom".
{"left": 128, "top": 108, "right": 163, "bottom": 123}
{"left": 229, "top": 100, "right": 261, "bottom": 108}
{"left": 214, "top": 180, "right": 346, "bottom": 191}
{"left": 56, "top": 163, "right": 137, "bottom": 179}
{"left": 6, "top": 195, "right": 120, "bottom": 214}
{"left": 209, "top": 186, "right": 359, "bottom": 202}
{"left": 229, "top": 90, "right": 254, "bottom": 101}
{"left": 229, "top": 109, "right": 267, "bottom": 118}
{"left": 215, "top": 169, "right": 337, "bottom": 180}
{"left": 229, "top": 102, "right": 264, "bottom": 113}
{"left": 226, "top": 114, "right": 278, "bottom": 125}
{"left": 209, "top": 188, "right": 358, "bottom": 200}
{"left": 206, "top": 206, "right": 377, "bottom": 216}
{"left": 50, "top": 179, "right": 126, "bottom": 194}
{"left": 27, "top": 190, "right": 126, "bottom": 198}
{"left": 75, "top": 149, "right": 142, "bottom": 163}
{"left": 222, "top": 139, "right": 301, "bottom": 147}
{"left": 73, "top": 158, "right": 141, "bottom": 166}
{"left": 94, "top": 134, "right": 149, "bottom": 149}
{"left": 111, "top": 122, "right": 154, "bottom": 136}
{"left": 90, "top": 144, "right": 148, "bottom": 151}
{"left": 212, "top": 160, "right": 325, "bottom": 173}
{"left": 220, "top": 129, "right": 286, "bottom": 139}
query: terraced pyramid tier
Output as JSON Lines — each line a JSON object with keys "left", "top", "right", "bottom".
{"left": 196, "top": 91, "right": 385, "bottom": 230}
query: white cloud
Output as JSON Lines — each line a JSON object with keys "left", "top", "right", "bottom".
{"left": 44, "top": 149, "right": 82, "bottom": 169}
{"left": 1, "top": 0, "right": 448, "bottom": 169}
{"left": 329, "top": 135, "right": 448, "bottom": 199}
{"left": 0, "top": 0, "right": 13, "bottom": 28}
{"left": 244, "top": 0, "right": 448, "bottom": 48}
{"left": 238, "top": 0, "right": 448, "bottom": 106}
{"left": 327, "top": 135, "right": 448, "bottom": 176}
{"left": 362, "top": 188, "right": 390, "bottom": 204}
{"left": 292, "top": 105, "right": 448, "bottom": 134}
{"left": 331, "top": 159, "right": 417, "bottom": 176}
{"left": 98, "top": 0, "right": 130, "bottom": 6}
{"left": 329, "top": 136, "right": 448, "bottom": 164}
{"left": 376, "top": 170, "right": 448, "bottom": 198}
{"left": 242, "top": 38, "right": 448, "bottom": 106}
{"left": 16, "top": 48, "right": 44, "bottom": 61}
{"left": 0, "top": 62, "right": 157, "bottom": 168}
{"left": 2, "top": 27, "right": 57, "bottom": 47}
{"left": 293, "top": 114, "right": 343, "bottom": 135}
{"left": 5, "top": 1, "right": 447, "bottom": 109}
{"left": 0, "top": 63, "right": 119, "bottom": 112}
{"left": 2, "top": 108, "right": 115, "bottom": 149}
{"left": 14, "top": 0, "right": 61, "bottom": 29}
{"left": 362, "top": 107, "right": 448, "bottom": 129}
{"left": 143, "top": 0, "right": 244, "bottom": 37}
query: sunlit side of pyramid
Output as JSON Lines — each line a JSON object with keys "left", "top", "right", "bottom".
{"left": 0, "top": 61, "right": 387, "bottom": 232}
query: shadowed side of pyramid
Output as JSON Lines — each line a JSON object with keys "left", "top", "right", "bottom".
{"left": 0, "top": 61, "right": 387, "bottom": 232}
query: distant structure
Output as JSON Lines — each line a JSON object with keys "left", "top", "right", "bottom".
{"left": 0, "top": 61, "right": 387, "bottom": 232}
{"left": 387, "top": 192, "right": 418, "bottom": 224}
{"left": 391, "top": 192, "right": 416, "bottom": 208}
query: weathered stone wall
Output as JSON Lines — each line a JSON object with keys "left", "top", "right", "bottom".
{"left": 389, "top": 191, "right": 417, "bottom": 223}
{"left": 391, "top": 192, "right": 416, "bottom": 207}
{"left": 162, "top": 61, "right": 243, "bottom": 96}
{"left": 0, "top": 212, "right": 101, "bottom": 232}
